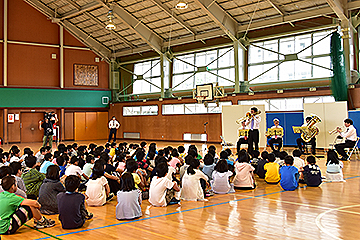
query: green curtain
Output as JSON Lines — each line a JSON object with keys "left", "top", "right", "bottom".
{"left": 330, "top": 31, "right": 348, "bottom": 101}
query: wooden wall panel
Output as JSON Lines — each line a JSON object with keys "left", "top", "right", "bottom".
{"left": 8, "top": 44, "right": 59, "bottom": 87}
{"left": 64, "top": 49, "right": 109, "bottom": 89}
{"left": 97, "top": 112, "right": 109, "bottom": 140}
{"left": 85, "top": 112, "right": 97, "bottom": 140}
{"left": 9, "top": 0, "right": 59, "bottom": 44}
{"left": 74, "top": 112, "right": 86, "bottom": 141}
{"left": 7, "top": 111, "right": 20, "bottom": 143}
{"left": 0, "top": 43, "right": 3, "bottom": 85}
{"left": 20, "top": 112, "right": 44, "bottom": 143}
{"left": 64, "top": 112, "right": 74, "bottom": 140}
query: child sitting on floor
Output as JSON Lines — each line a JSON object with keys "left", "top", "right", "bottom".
{"left": 325, "top": 150, "right": 345, "bottom": 182}
{"left": 303, "top": 156, "right": 322, "bottom": 187}
{"left": 38, "top": 165, "right": 65, "bottom": 214}
{"left": 22, "top": 156, "right": 45, "bottom": 199}
{"left": 181, "top": 158, "right": 209, "bottom": 201}
{"left": 116, "top": 172, "right": 142, "bottom": 220}
{"left": 57, "top": 175, "right": 93, "bottom": 229}
{"left": 85, "top": 161, "right": 113, "bottom": 206}
{"left": 0, "top": 176, "right": 55, "bottom": 234}
{"left": 211, "top": 159, "right": 234, "bottom": 194}
{"left": 202, "top": 154, "right": 216, "bottom": 180}
{"left": 256, "top": 151, "right": 268, "bottom": 179}
{"left": 149, "top": 162, "right": 180, "bottom": 207}
{"left": 233, "top": 151, "right": 256, "bottom": 190}
{"left": 264, "top": 153, "right": 280, "bottom": 184}
{"left": 280, "top": 156, "right": 299, "bottom": 191}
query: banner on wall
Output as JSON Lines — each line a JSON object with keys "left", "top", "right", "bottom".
{"left": 8, "top": 114, "right": 14, "bottom": 123}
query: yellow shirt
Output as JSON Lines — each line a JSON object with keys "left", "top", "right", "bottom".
{"left": 132, "top": 173, "right": 141, "bottom": 189}
{"left": 109, "top": 148, "right": 116, "bottom": 158}
{"left": 264, "top": 162, "right": 280, "bottom": 183}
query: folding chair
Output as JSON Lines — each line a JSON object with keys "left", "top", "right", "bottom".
{"left": 220, "top": 136, "right": 234, "bottom": 151}
{"left": 346, "top": 137, "right": 360, "bottom": 161}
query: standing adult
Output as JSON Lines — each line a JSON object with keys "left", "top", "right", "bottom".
{"left": 108, "top": 116, "right": 120, "bottom": 142}
{"left": 246, "top": 107, "right": 261, "bottom": 156}
{"left": 39, "top": 118, "right": 53, "bottom": 147}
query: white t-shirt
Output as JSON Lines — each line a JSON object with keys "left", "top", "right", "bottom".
{"left": 9, "top": 156, "right": 20, "bottom": 163}
{"left": 65, "top": 164, "right": 84, "bottom": 177}
{"left": 86, "top": 176, "right": 108, "bottom": 206}
{"left": 166, "top": 166, "right": 176, "bottom": 181}
{"left": 149, "top": 176, "right": 175, "bottom": 207}
{"left": 293, "top": 157, "right": 305, "bottom": 170}
{"left": 181, "top": 169, "right": 208, "bottom": 201}
{"left": 212, "top": 171, "right": 233, "bottom": 194}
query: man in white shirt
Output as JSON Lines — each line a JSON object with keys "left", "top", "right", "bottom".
{"left": 268, "top": 118, "right": 283, "bottom": 152}
{"left": 108, "top": 116, "right": 121, "bottom": 142}
{"left": 335, "top": 118, "right": 358, "bottom": 161}
{"left": 245, "top": 107, "right": 261, "bottom": 156}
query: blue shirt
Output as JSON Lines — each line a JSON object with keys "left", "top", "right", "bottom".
{"left": 280, "top": 165, "right": 298, "bottom": 191}
{"left": 40, "top": 161, "right": 54, "bottom": 174}
{"left": 59, "top": 165, "right": 66, "bottom": 177}
{"left": 202, "top": 164, "right": 215, "bottom": 180}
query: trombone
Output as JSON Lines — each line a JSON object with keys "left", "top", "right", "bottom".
{"left": 329, "top": 127, "right": 342, "bottom": 135}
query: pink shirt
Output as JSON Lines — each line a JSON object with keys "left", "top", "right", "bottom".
{"left": 233, "top": 162, "right": 255, "bottom": 188}
{"left": 168, "top": 157, "right": 181, "bottom": 168}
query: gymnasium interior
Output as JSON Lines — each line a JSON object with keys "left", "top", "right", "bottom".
{"left": 2, "top": 0, "right": 360, "bottom": 239}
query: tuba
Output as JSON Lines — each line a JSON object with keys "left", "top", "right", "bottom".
{"left": 301, "top": 114, "right": 321, "bottom": 142}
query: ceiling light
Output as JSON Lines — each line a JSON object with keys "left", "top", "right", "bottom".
{"left": 176, "top": 0, "right": 188, "bottom": 9}
{"left": 106, "top": 10, "right": 116, "bottom": 30}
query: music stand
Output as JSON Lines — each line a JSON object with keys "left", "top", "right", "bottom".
{"left": 292, "top": 126, "right": 308, "bottom": 134}
{"left": 238, "top": 129, "right": 249, "bottom": 137}
{"left": 266, "top": 128, "right": 283, "bottom": 137}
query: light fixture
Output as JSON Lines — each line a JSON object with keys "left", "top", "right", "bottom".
{"left": 106, "top": 10, "right": 116, "bottom": 30}
{"left": 175, "top": 0, "right": 188, "bottom": 9}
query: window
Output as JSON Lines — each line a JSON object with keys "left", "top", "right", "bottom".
{"left": 133, "top": 59, "right": 162, "bottom": 94}
{"left": 162, "top": 101, "right": 232, "bottom": 115}
{"left": 173, "top": 47, "right": 235, "bottom": 91}
{"left": 238, "top": 96, "right": 335, "bottom": 112}
{"left": 123, "top": 105, "right": 158, "bottom": 116}
{"left": 248, "top": 30, "right": 333, "bottom": 84}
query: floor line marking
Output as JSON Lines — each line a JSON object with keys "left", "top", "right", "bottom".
{"left": 315, "top": 204, "right": 360, "bottom": 240}
{"left": 23, "top": 224, "right": 63, "bottom": 240}
{"left": 34, "top": 175, "right": 360, "bottom": 240}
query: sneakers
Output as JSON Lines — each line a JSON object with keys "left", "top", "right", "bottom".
{"left": 168, "top": 197, "right": 180, "bottom": 205}
{"left": 106, "top": 193, "right": 114, "bottom": 202}
{"left": 34, "top": 217, "right": 55, "bottom": 229}
{"left": 84, "top": 213, "right": 93, "bottom": 221}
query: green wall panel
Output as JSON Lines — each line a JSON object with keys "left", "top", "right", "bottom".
{"left": 0, "top": 88, "right": 111, "bottom": 108}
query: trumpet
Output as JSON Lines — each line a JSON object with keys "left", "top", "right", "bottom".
{"left": 235, "top": 109, "right": 262, "bottom": 125}
{"left": 329, "top": 127, "right": 342, "bottom": 135}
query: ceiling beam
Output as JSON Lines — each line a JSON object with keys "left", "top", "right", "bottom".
{"left": 267, "top": 0, "right": 287, "bottom": 16}
{"left": 149, "top": 0, "right": 197, "bottom": 36}
{"left": 238, "top": 6, "right": 337, "bottom": 33}
{"left": 193, "top": 0, "right": 239, "bottom": 42}
{"left": 24, "top": 0, "right": 112, "bottom": 61}
{"left": 94, "top": 0, "right": 165, "bottom": 56}
{"left": 60, "top": 1, "right": 102, "bottom": 20}
{"left": 83, "top": 12, "right": 136, "bottom": 49}
{"left": 325, "top": 0, "right": 348, "bottom": 21}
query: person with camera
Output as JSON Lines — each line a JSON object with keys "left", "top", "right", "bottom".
{"left": 39, "top": 118, "right": 53, "bottom": 147}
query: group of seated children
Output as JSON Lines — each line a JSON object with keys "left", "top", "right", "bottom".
{"left": 0, "top": 141, "right": 346, "bottom": 235}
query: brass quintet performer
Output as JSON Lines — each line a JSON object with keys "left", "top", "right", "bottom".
{"left": 334, "top": 118, "right": 357, "bottom": 161}
{"left": 268, "top": 118, "right": 283, "bottom": 152}
{"left": 236, "top": 120, "right": 248, "bottom": 153}
{"left": 246, "top": 107, "right": 261, "bottom": 156}
{"left": 296, "top": 116, "right": 320, "bottom": 155}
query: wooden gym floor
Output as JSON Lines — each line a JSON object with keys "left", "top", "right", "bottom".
{"left": 1, "top": 140, "right": 360, "bottom": 240}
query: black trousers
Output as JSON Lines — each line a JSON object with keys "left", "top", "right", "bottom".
{"left": 248, "top": 129, "right": 259, "bottom": 155}
{"left": 108, "top": 128, "right": 117, "bottom": 142}
{"left": 237, "top": 138, "right": 248, "bottom": 153}
{"left": 297, "top": 137, "right": 316, "bottom": 154}
{"left": 269, "top": 138, "right": 282, "bottom": 151}
{"left": 335, "top": 140, "right": 356, "bottom": 159}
